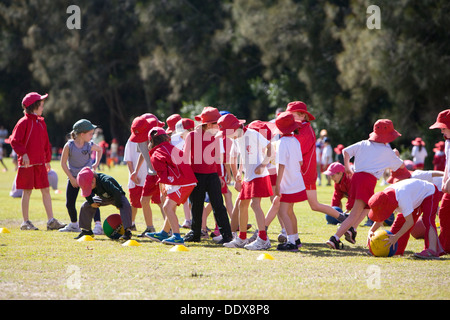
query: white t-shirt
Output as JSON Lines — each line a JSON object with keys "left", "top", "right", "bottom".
{"left": 231, "top": 128, "right": 270, "bottom": 182}
{"left": 389, "top": 178, "right": 436, "bottom": 217}
{"left": 343, "top": 140, "right": 403, "bottom": 179}
{"left": 321, "top": 144, "right": 333, "bottom": 166}
{"left": 276, "top": 136, "right": 305, "bottom": 194}
{"left": 123, "top": 139, "right": 147, "bottom": 188}
{"left": 411, "top": 170, "right": 443, "bottom": 191}
{"left": 411, "top": 145, "right": 428, "bottom": 165}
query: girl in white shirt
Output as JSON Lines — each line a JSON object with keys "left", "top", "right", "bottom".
{"left": 411, "top": 137, "right": 428, "bottom": 169}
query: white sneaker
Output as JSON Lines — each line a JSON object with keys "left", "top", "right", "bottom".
{"left": 223, "top": 237, "right": 249, "bottom": 248}
{"left": 244, "top": 236, "right": 271, "bottom": 250}
{"left": 93, "top": 222, "right": 104, "bottom": 235}
{"left": 59, "top": 222, "right": 81, "bottom": 232}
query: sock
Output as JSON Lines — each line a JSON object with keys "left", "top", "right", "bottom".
{"left": 287, "top": 234, "right": 296, "bottom": 244}
{"left": 258, "top": 230, "right": 267, "bottom": 241}
{"left": 333, "top": 234, "right": 340, "bottom": 241}
{"left": 239, "top": 232, "right": 247, "bottom": 240}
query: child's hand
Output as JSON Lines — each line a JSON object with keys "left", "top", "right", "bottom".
{"left": 384, "top": 233, "right": 398, "bottom": 247}
{"left": 130, "top": 172, "right": 140, "bottom": 184}
{"left": 275, "top": 185, "right": 281, "bottom": 197}
{"left": 22, "top": 154, "right": 30, "bottom": 167}
{"left": 70, "top": 177, "right": 79, "bottom": 188}
{"left": 254, "top": 164, "right": 265, "bottom": 175}
{"left": 366, "top": 230, "right": 375, "bottom": 247}
{"left": 234, "top": 180, "right": 242, "bottom": 192}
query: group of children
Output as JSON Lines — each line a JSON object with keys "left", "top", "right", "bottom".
{"left": 8, "top": 91, "right": 450, "bottom": 259}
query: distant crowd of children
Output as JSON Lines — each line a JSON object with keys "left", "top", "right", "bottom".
{"left": 5, "top": 91, "right": 450, "bottom": 259}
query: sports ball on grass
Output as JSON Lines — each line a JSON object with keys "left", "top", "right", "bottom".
{"left": 103, "top": 214, "right": 124, "bottom": 239}
{"left": 369, "top": 229, "right": 398, "bottom": 257}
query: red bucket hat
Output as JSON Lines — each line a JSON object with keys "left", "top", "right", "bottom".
{"left": 368, "top": 188, "right": 398, "bottom": 222}
{"left": 433, "top": 141, "right": 445, "bottom": 152}
{"left": 166, "top": 114, "right": 182, "bottom": 134}
{"left": 411, "top": 137, "right": 425, "bottom": 146}
{"left": 275, "top": 112, "right": 301, "bottom": 135}
{"left": 130, "top": 116, "right": 152, "bottom": 143}
{"left": 368, "top": 119, "right": 401, "bottom": 143}
{"left": 386, "top": 165, "right": 412, "bottom": 184}
{"left": 195, "top": 107, "right": 221, "bottom": 124}
{"left": 430, "top": 109, "right": 450, "bottom": 130}
{"left": 247, "top": 120, "right": 273, "bottom": 141}
{"left": 286, "top": 101, "right": 315, "bottom": 121}
{"left": 334, "top": 144, "right": 345, "bottom": 154}
{"left": 77, "top": 167, "right": 95, "bottom": 198}
{"left": 22, "top": 92, "right": 48, "bottom": 108}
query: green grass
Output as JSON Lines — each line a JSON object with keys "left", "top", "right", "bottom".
{"left": 0, "top": 158, "right": 449, "bottom": 300}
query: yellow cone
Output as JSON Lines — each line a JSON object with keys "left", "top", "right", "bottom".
{"left": 77, "top": 235, "right": 95, "bottom": 242}
{"left": 257, "top": 253, "right": 274, "bottom": 260}
{"left": 122, "top": 240, "right": 141, "bottom": 247}
{"left": 170, "top": 244, "right": 189, "bottom": 252}
{"left": 0, "top": 228, "right": 11, "bottom": 233}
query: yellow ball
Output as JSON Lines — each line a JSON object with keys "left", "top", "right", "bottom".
{"left": 369, "top": 230, "right": 398, "bottom": 257}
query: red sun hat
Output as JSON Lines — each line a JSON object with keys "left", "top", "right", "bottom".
{"left": 77, "top": 167, "right": 95, "bottom": 198}
{"left": 430, "top": 109, "right": 450, "bottom": 130}
{"left": 411, "top": 137, "right": 425, "bottom": 146}
{"left": 368, "top": 119, "right": 401, "bottom": 144}
{"left": 334, "top": 144, "right": 345, "bottom": 154}
{"left": 386, "top": 165, "right": 412, "bottom": 184}
{"left": 286, "top": 101, "right": 315, "bottom": 121}
{"left": 130, "top": 116, "right": 152, "bottom": 143}
{"left": 22, "top": 92, "right": 48, "bottom": 108}
{"left": 217, "top": 114, "right": 246, "bottom": 136}
{"left": 368, "top": 188, "right": 398, "bottom": 222}
{"left": 195, "top": 107, "right": 222, "bottom": 124}
{"left": 275, "top": 111, "right": 301, "bottom": 135}
{"left": 433, "top": 140, "right": 445, "bottom": 152}
{"left": 323, "top": 162, "right": 345, "bottom": 176}
{"left": 166, "top": 114, "right": 182, "bottom": 134}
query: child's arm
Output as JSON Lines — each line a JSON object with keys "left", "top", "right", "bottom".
{"left": 230, "top": 155, "right": 241, "bottom": 192}
{"left": 385, "top": 214, "right": 413, "bottom": 247}
{"left": 131, "top": 154, "right": 144, "bottom": 184}
{"left": 60, "top": 144, "right": 78, "bottom": 187}
{"left": 91, "top": 143, "right": 103, "bottom": 171}
{"left": 275, "top": 163, "right": 285, "bottom": 197}
{"left": 343, "top": 150, "right": 353, "bottom": 178}
{"left": 367, "top": 221, "right": 383, "bottom": 246}
{"left": 254, "top": 142, "right": 272, "bottom": 175}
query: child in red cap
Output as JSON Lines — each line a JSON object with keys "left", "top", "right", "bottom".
{"left": 218, "top": 114, "right": 272, "bottom": 250}
{"left": 286, "top": 101, "right": 346, "bottom": 226}
{"left": 326, "top": 119, "right": 404, "bottom": 249}
{"left": 429, "top": 109, "right": 450, "bottom": 255}
{"left": 411, "top": 137, "right": 428, "bottom": 170}
{"left": 368, "top": 178, "right": 444, "bottom": 259}
{"left": 323, "top": 162, "right": 354, "bottom": 213}
{"left": 144, "top": 127, "right": 197, "bottom": 245}
{"left": 10, "top": 92, "right": 65, "bottom": 231}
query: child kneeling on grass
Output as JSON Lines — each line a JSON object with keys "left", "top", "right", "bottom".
{"left": 75, "top": 167, "right": 133, "bottom": 240}
{"left": 144, "top": 127, "right": 197, "bottom": 245}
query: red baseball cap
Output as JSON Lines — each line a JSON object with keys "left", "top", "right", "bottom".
{"left": 247, "top": 120, "right": 273, "bottom": 141}
{"left": 22, "top": 92, "right": 48, "bottom": 108}
{"left": 148, "top": 127, "right": 167, "bottom": 141}
{"left": 141, "top": 113, "right": 165, "bottom": 127}
{"left": 166, "top": 114, "right": 182, "bottom": 134}
{"left": 286, "top": 101, "right": 315, "bottom": 121}
{"left": 175, "top": 118, "right": 195, "bottom": 133}
{"left": 368, "top": 119, "right": 401, "bottom": 144}
{"left": 368, "top": 188, "right": 398, "bottom": 222}
{"left": 195, "top": 107, "right": 221, "bottom": 124}
{"left": 275, "top": 112, "right": 301, "bottom": 135}
{"left": 130, "top": 116, "right": 152, "bottom": 143}
{"left": 77, "top": 167, "right": 95, "bottom": 198}
{"left": 430, "top": 109, "right": 450, "bottom": 130}
{"left": 323, "top": 162, "right": 345, "bottom": 176}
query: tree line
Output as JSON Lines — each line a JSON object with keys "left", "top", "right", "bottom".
{"left": 1, "top": 0, "right": 449, "bottom": 167}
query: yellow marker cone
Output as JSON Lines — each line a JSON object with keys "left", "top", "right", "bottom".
{"left": 257, "top": 253, "right": 274, "bottom": 260}
{"left": 0, "top": 228, "right": 11, "bottom": 233}
{"left": 122, "top": 240, "right": 141, "bottom": 247}
{"left": 77, "top": 235, "right": 95, "bottom": 242}
{"left": 170, "top": 244, "right": 189, "bottom": 252}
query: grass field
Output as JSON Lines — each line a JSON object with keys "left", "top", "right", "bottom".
{"left": 0, "top": 158, "right": 449, "bottom": 300}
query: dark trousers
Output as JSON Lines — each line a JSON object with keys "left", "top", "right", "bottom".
{"left": 66, "top": 180, "right": 100, "bottom": 223}
{"left": 189, "top": 172, "right": 232, "bottom": 239}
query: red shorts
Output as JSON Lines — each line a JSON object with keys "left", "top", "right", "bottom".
{"left": 219, "top": 176, "right": 228, "bottom": 194}
{"left": 302, "top": 160, "right": 317, "bottom": 188}
{"left": 167, "top": 185, "right": 195, "bottom": 206}
{"left": 142, "top": 174, "right": 161, "bottom": 204}
{"left": 349, "top": 172, "right": 377, "bottom": 206}
{"left": 269, "top": 174, "right": 277, "bottom": 187}
{"left": 129, "top": 186, "right": 143, "bottom": 208}
{"left": 16, "top": 164, "right": 49, "bottom": 190}
{"left": 280, "top": 189, "right": 308, "bottom": 203}
{"left": 239, "top": 176, "right": 273, "bottom": 200}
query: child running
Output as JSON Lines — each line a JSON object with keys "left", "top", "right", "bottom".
{"left": 326, "top": 119, "right": 404, "bottom": 249}
{"left": 60, "top": 119, "right": 103, "bottom": 233}
{"left": 145, "top": 127, "right": 197, "bottom": 245}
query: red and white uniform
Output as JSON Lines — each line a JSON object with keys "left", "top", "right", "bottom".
{"left": 294, "top": 121, "right": 317, "bottom": 190}
{"left": 437, "top": 140, "right": 450, "bottom": 254}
